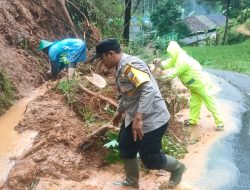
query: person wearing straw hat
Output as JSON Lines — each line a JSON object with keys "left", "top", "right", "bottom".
{"left": 38, "top": 38, "right": 87, "bottom": 78}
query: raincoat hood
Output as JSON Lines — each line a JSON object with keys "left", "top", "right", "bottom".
{"left": 162, "top": 41, "right": 184, "bottom": 68}
{"left": 167, "top": 41, "right": 185, "bottom": 59}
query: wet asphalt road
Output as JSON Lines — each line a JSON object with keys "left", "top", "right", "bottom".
{"left": 207, "top": 69, "right": 250, "bottom": 95}
{"left": 195, "top": 69, "right": 250, "bottom": 190}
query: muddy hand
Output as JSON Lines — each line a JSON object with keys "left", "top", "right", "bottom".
{"left": 132, "top": 113, "right": 144, "bottom": 141}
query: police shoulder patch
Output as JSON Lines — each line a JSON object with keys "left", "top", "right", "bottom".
{"left": 123, "top": 63, "right": 150, "bottom": 87}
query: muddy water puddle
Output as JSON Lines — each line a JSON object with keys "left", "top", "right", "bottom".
{"left": 0, "top": 84, "right": 49, "bottom": 185}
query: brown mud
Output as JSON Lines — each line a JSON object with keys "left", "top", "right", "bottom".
{"left": 0, "top": 78, "right": 230, "bottom": 190}
{"left": 0, "top": 0, "right": 100, "bottom": 100}
{"left": 6, "top": 90, "right": 108, "bottom": 188}
{"left": 237, "top": 24, "right": 250, "bottom": 36}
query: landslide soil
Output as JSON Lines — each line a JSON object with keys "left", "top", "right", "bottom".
{"left": 7, "top": 88, "right": 109, "bottom": 189}
{"left": 2, "top": 76, "right": 188, "bottom": 190}
{"left": 0, "top": 0, "right": 100, "bottom": 98}
{"left": 0, "top": 0, "right": 66, "bottom": 97}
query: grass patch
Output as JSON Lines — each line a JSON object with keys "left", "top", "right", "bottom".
{"left": 0, "top": 69, "right": 15, "bottom": 115}
{"left": 184, "top": 40, "right": 250, "bottom": 75}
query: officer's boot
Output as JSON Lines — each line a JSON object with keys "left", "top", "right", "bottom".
{"left": 114, "top": 158, "right": 139, "bottom": 188}
{"left": 163, "top": 155, "right": 186, "bottom": 189}
{"left": 121, "top": 158, "right": 139, "bottom": 188}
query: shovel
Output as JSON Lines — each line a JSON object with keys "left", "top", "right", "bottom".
{"left": 85, "top": 72, "right": 107, "bottom": 88}
{"left": 84, "top": 58, "right": 107, "bottom": 88}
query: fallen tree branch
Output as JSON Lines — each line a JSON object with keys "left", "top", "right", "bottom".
{"left": 79, "top": 124, "right": 119, "bottom": 151}
{"left": 66, "top": 0, "right": 90, "bottom": 27}
{"left": 171, "top": 132, "right": 181, "bottom": 143}
{"left": 19, "top": 139, "right": 47, "bottom": 160}
{"left": 79, "top": 84, "right": 118, "bottom": 108}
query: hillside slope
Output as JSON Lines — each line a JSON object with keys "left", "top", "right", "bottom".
{"left": 0, "top": 0, "right": 72, "bottom": 99}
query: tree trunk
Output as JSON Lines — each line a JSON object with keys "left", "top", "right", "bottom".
{"left": 222, "top": 0, "right": 230, "bottom": 45}
{"left": 58, "top": 0, "right": 78, "bottom": 38}
{"left": 123, "top": 0, "right": 132, "bottom": 44}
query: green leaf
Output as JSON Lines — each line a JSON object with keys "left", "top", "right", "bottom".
{"left": 104, "top": 139, "right": 119, "bottom": 148}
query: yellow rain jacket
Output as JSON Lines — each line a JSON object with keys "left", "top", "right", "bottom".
{"left": 161, "top": 41, "right": 223, "bottom": 126}
{"left": 161, "top": 41, "right": 212, "bottom": 90}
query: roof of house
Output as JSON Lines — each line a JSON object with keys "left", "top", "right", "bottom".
{"left": 206, "top": 13, "right": 226, "bottom": 27}
{"left": 184, "top": 14, "right": 226, "bottom": 33}
{"left": 185, "top": 16, "right": 209, "bottom": 32}
{"left": 180, "top": 31, "right": 216, "bottom": 44}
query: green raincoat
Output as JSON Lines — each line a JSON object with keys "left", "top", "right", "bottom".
{"left": 161, "top": 41, "right": 223, "bottom": 126}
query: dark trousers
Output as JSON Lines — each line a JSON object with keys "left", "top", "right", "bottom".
{"left": 118, "top": 121, "right": 168, "bottom": 169}
{"left": 51, "top": 62, "right": 76, "bottom": 77}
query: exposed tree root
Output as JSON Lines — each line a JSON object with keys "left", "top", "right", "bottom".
{"left": 79, "top": 84, "right": 118, "bottom": 108}
{"left": 78, "top": 124, "right": 119, "bottom": 151}
{"left": 19, "top": 139, "right": 47, "bottom": 160}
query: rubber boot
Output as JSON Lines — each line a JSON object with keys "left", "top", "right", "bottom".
{"left": 114, "top": 158, "right": 139, "bottom": 189}
{"left": 163, "top": 155, "right": 186, "bottom": 189}
{"left": 215, "top": 124, "right": 224, "bottom": 131}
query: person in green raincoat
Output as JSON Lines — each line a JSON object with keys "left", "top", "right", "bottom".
{"left": 155, "top": 41, "right": 224, "bottom": 131}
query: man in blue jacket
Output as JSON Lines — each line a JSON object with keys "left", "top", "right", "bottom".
{"left": 38, "top": 38, "right": 87, "bottom": 78}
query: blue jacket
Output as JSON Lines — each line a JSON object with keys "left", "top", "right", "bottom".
{"left": 48, "top": 38, "right": 87, "bottom": 76}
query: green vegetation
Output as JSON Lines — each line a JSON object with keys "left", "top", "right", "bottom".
{"left": 246, "top": 19, "right": 250, "bottom": 30}
{"left": 216, "top": 19, "right": 247, "bottom": 45}
{"left": 103, "top": 131, "right": 187, "bottom": 164}
{"left": 0, "top": 69, "right": 15, "bottom": 115}
{"left": 66, "top": 0, "right": 123, "bottom": 39}
{"left": 151, "top": 0, "right": 190, "bottom": 38}
{"left": 19, "top": 38, "right": 30, "bottom": 50}
{"left": 57, "top": 78, "right": 78, "bottom": 104}
{"left": 184, "top": 40, "right": 250, "bottom": 75}
{"left": 104, "top": 131, "right": 120, "bottom": 164}
{"left": 162, "top": 134, "right": 188, "bottom": 159}
{"left": 237, "top": 8, "right": 250, "bottom": 24}
{"left": 57, "top": 77, "right": 116, "bottom": 126}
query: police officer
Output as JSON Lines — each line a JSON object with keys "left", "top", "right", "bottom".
{"left": 91, "top": 38, "right": 186, "bottom": 189}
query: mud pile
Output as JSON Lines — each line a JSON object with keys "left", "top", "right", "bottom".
{"left": 0, "top": 0, "right": 71, "bottom": 97}
{"left": 5, "top": 90, "right": 108, "bottom": 189}
{"left": 1, "top": 75, "right": 187, "bottom": 189}
{"left": 0, "top": 0, "right": 101, "bottom": 99}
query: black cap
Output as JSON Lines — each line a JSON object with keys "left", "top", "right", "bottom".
{"left": 91, "top": 38, "right": 120, "bottom": 61}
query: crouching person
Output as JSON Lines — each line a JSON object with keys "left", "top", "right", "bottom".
{"left": 91, "top": 38, "right": 186, "bottom": 189}
{"left": 38, "top": 38, "right": 87, "bottom": 79}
